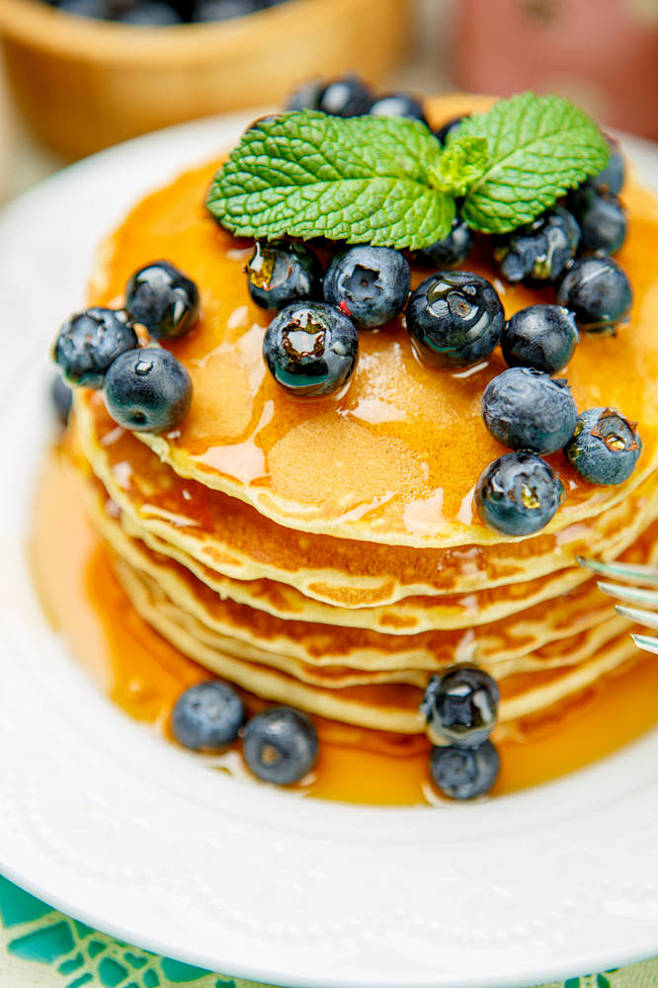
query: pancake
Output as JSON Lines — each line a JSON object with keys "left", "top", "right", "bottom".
{"left": 76, "top": 392, "right": 658, "bottom": 607}
{"left": 84, "top": 96, "right": 658, "bottom": 548}
{"left": 114, "top": 558, "right": 638, "bottom": 735}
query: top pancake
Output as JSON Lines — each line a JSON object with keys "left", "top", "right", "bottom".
{"left": 87, "top": 94, "right": 658, "bottom": 548}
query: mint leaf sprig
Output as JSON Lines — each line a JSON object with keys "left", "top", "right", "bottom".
{"left": 207, "top": 93, "right": 610, "bottom": 251}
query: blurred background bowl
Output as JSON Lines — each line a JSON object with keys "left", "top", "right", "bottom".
{"left": 0, "top": 0, "right": 411, "bottom": 159}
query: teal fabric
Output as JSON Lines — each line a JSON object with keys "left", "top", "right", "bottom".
{"left": 0, "top": 874, "right": 655, "bottom": 988}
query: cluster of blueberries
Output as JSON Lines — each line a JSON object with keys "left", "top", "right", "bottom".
{"left": 43, "top": 0, "right": 287, "bottom": 26}
{"left": 247, "top": 75, "right": 640, "bottom": 538}
{"left": 172, "top": 683, "right": 319, "bottom": 785}
{"left": 169, "top": 661, "right": 500, "bottom": 799}
{"left": 54, "top": 260, "right": 199, "bottom": 432}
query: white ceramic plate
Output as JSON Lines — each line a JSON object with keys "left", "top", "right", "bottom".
{"left": 1, "top": 112, "right": 658, "bottom": 988}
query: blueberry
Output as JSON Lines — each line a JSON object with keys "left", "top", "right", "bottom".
{"left": 51, "top": 375, "right": 73, "bottom": 426}
{"left": 555, "top": 256, "right": 632, "bottom": 333}
{"left": 57, "top": 0, "right": 113, "bottom": 18}
{"left": 263, "top": 302, "right": 358, "bottom": 396}
{"left": 119, "top": 0, "right": 181, "bottom": 22}
{"left": 482, "top": 367, "right": 577, "bottom": 455}
{"left": 493, "top": 206, "right": 580, "bottom": 284}
{"left": 430, "top": 740, "right": 500, "bottom": 800}
{"left": 502, "top": 305, "right": 579, "bottom": 375}
{"left": 406, "top": 271, "right": 504, "bottom": 368}
{"left": 586, "top": 136, "right": 625, "bottom": 196}
{"left": 415, "top": 218, "right": 474, "bottom": 269}
{"left": 126, "top": 261, "right": 199, "bottom": 340}
{"left": 323, "top": 246, "right": 410, "bottom": 329}
{"left": 54, "top": 308, "right": 138, "bottom": 389}
{"left": 192, "top": 0, "right": 259, "bottom": 19}
{"left": 171, "top": 681, "right": 244, "bottom": 751}
{"left": 564, "top": 408, "right": 642, "bottom": 485}
{"left": 317, "top": 74, "right": 372, "bottom": 117}
{"left": 286, "top": 78, "right": 324, "bottom": 112}
{"left": 420, "top": 665, "right": 499, "bottom": 748}
{"left": 243, "top": 706, "right": 318, "bottom": 785}
{"left": 246, "top": 241, "right": 322, "bottom": 310}
{"left": 103, "top": 347, "right": 193, "bottom": 433}
{"left": 369, "top": 93, "right": 428, "bottom": 125}
{"left": 568, "top": 187, "right": 627, "bottom": 255}
{"left": 433, "top": 115, "right": 463, "bottom": 145}
{"left": 475, "top": 450, "right": 565, "bottom": 536}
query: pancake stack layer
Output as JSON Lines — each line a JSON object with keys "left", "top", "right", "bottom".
{"left": 72, "top": 95, "right": 658, "bottom": 742}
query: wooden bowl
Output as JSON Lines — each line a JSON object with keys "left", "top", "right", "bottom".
{"left": 0, "top": 0, "right": 411, "bottom": 160}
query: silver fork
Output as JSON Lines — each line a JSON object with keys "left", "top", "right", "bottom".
{"left": 578, "top": 556, "right": 658, "bottom": 655}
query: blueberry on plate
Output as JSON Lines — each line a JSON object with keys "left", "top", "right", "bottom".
{"left": 430, "top": 740, "right": 500, "bottom": 800}
{"left": 406, "top": 271, "right": 504, "bottom": 368}
{"left": 568, "top": 187, "right": 627, "bottom": 256}
{"left": 433, "top": 115, "right": 463, "bottom": 145}
{"left": 192, "top": 0, "right": 260, "bottom": 20}
{"left": 415, "top": 218, "right": 474, "bottom": 269}
{"left": 171, "top": 681, "right": 244, "bottom": 751}
{"left": 555, "top": 256, "right": 632, "bottom": 333}
{"left": 285, "top": 77, "right": 324, "bottom": 112}
{"left": 564, "top": 407, "right": 641, "bottom": 485}
{"left": 57, "top": 0, "right": 112, "bottom": 18}
{"left": 475, "top": 450, "right": 565, "bottom": 536}
{"left": 54, "top": 307, "right": 138, "bottom": 389}
{"left": 119, "top": 0, "right": 181, "bottom": 23}
{"left": 103, "top": 346, "right": 193, "bottom": 432}
{"left": 317, "top": 74, "right": 372, "bottom": 117}
{"left": 246, "top": 241, "right": 322, "bottom": 310}
{"left": 243, "top": 706, "right": 318, "bottom": 785}
{"left": 126, "top": 260, "right": 199, "bottom": 340}
{"left": 263, "top": 301, "right": 358, "bottom": 396}
{"left": 502, "top": 305, "right": 579, "bottom": 375}
{"left": 482, "top": 367, "right": 577, "bottom": 455}
{"left": 369, "top": 93, "right": 428, "bottom": 125}
{"left": 493, "top": 206, "right": 580, "bottom": 284}
{"left": 323, "top": 246, "right": 410, "bottom": 329}
{"left": 586, "top": 136, "right": 625, "bottom": 196}
{"left": 420, "top": 665, "right": 499, "bottom": 748}
{"left": 51, "top": 375, "right": 73, "bottom": 427}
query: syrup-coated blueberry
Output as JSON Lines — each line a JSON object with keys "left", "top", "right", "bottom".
{"left": 246, "top": 241, "right": 322, "bottom": 310}
{"left": 555, "top": 256, "right": 632, "bottom": 333}
{"left": 406, "top": 271, "right": 504, "bottom": 368}
{"left": 568, "top": 187, "right": 627, "bottom": 255}
{"left": 587, "top": 136, "right": 625, "bottom": 196}
{"left": 430, "top": 740, "right": 500, "bottom": 800}
{"left": 119, "top": 1, "right": 181, "bottom": 23}
{"left": 416, "top": 218, "right": 474, "bottom": 269}
{"left": 369, "top": 93, "right": 428, "bottom": 125}
{"left": 126, "top": 260, "right": 199, "bottom": 340}
{"left": 493, "top": 206, "right": 580, "bottom": 284}
{"left": 482, "top": 367, "right": 577, "bottom": 455}
{"left": 103, "top": 346, "right": 193, "bottom": 433}
{"left": 420, "top": 666, "right": 499, "bottom": 748}
{"left": 475, "top": 451, "right": 565, "bottom": 536}
{"left": 323, "top": 246, "right": 410, "bottom": 329}
{"left": 317, "top": 74, "right": 372, "bottom": 117}
{"left": 263, "top": 302, "right": 358, "bottom": 396}
{"left": 433, "top": 115, "right": 463, "bottom": 145}
{"left": 54, "top": 308, "right": 138, "bottom": 389}
{"left": 243, "top": 706, "right": 318, "bottom": 785}
{"left": 502, "top": 305, "right": 579, "bottom": 375}
{"left": 172, "top": 681, "right": 244, "bottom": 751}
{"left": 51, "top": 375, "right": 73, "bottom": 426}
{"left": 192, "top": 0, "right": 259, "bottom": 20}
{"left": 564, "top": 408, "right": 642, "bottom": 485}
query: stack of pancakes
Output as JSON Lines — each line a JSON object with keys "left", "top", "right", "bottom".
{"left": 72, "top": 95, "right": 658, "bottom": 740}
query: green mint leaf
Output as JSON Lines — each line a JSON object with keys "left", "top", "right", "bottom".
{"left": 435, "top": 136, "right": 489, "bottom": 196}
{"left": 454, "top": 92, "right": 610, "bottom": 233}
{"left": 206, "top": 111, "right": 455, "bottom": 251}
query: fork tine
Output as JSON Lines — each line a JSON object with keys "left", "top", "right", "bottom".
{"left": 578, "top": 556, "right": 658, "bottom": 585}
{"left": 598, "top": 581, "right": 658, "bottom": 608}
{"left": 632, "top": 633, "right": 658, "bottom": 655}
{"left": 615, "top": 604, "right": 658, "bottom": 630}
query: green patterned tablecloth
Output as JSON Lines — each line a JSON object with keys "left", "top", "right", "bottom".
{"left": 0, "top": 874, "right": 655, "bottom": 988}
